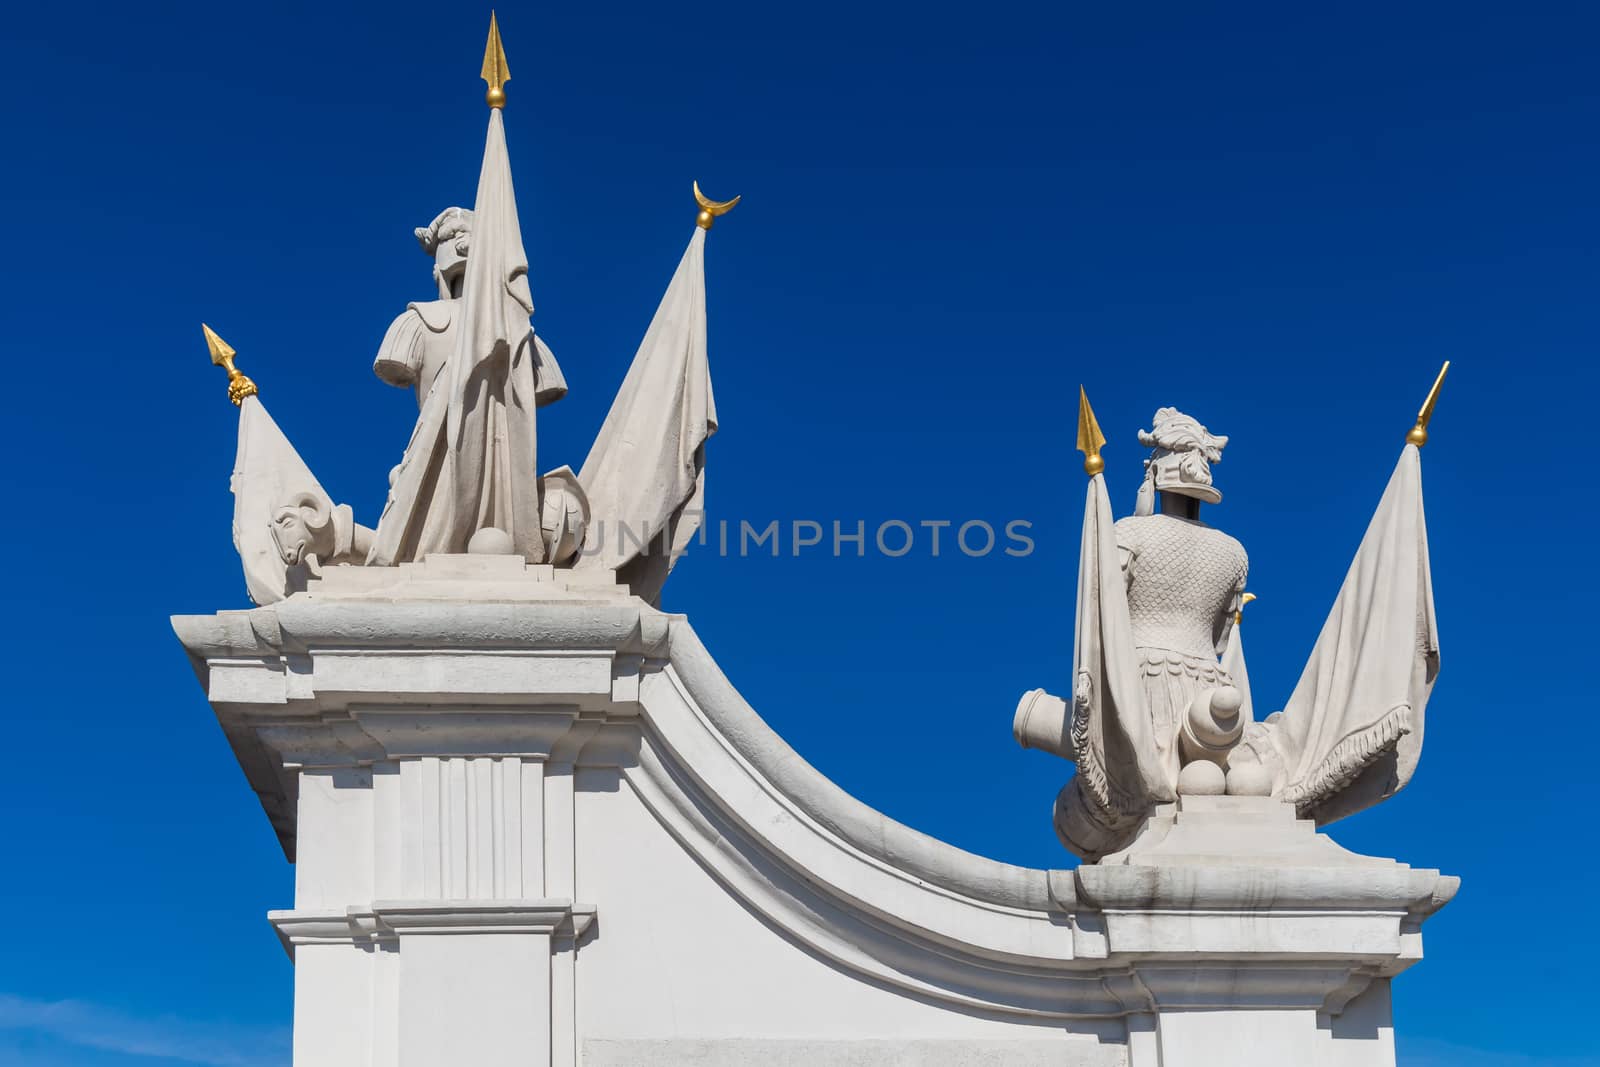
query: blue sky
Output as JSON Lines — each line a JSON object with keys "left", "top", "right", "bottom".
{"left": 1, "top": 2, "right": 1594, "bottom": 1064}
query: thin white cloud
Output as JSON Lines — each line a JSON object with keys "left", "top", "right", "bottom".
{"left": 1400, "top": 1036, "right": 1598, "bottom": 1067}
{"left": 0, "top": 994, "right": 288, "bottom": 1067}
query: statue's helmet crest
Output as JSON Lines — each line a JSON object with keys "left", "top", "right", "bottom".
{"left": 1138, "top": 407, "right": 1228, "bottom": 506}
{"left": 415, "top": 207, "right": 475, "bottom": 296}
{"left": 415, "top": 206, "right": 474, "bottom": 255}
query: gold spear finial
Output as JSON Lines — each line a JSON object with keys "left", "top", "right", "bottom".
{"left": 202, "top": 323, "right": 257, "bottom": 406}
{"left": 1405, "top": 361, "right": 1450, "bottom": 446}
{"left": 1235, "top": 591, "right": 1257, "bottom": 626}
{"left": 481, "top": 11, "right": 510, "bottom": 109}
{"left": 1076, "top": 385, "right": 1107, "bottom": 476}
{"left": 693, "top": 181, "right": 740, "bottom": 230}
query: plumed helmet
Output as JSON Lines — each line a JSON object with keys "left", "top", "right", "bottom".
{"left": 1137, "top": 407, "right": 1228, "bottom": 507}
{"left": 414, "top": 206, "right": 474, "bottom": 256}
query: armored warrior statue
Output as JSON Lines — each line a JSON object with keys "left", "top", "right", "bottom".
{"left": 202, "top": 16, "right": 731, "bottom": 603}
{"left": 1018, "top": 376, "right": 1445, "bottom": 861}
{"left": 1115, "top": 408, "right": 1248, "bottom": 788}
{"left": 372, "top": 206, "right": 567, "bottom": 413}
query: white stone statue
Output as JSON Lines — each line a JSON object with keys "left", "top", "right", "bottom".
{"left": 206, "top": 27, "right": 730, "bottom": 604}
{"left": 1018, "top": 377, "right": 1446, "bottom": 860}
{"left": 371, "top": 206, "right": 568, "bottom": 415}
{"left": 365, "top": 99, "right": 557, "bottom": 565}
{"left": 1118, "top": 407, "right": 1248, "bottom": 783}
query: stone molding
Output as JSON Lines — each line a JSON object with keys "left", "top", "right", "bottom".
{"left": 268, "top": 900, "right": 596, "bottom": 951}
{"left": 374, "top": 899, "right": 595, "bottom": 937}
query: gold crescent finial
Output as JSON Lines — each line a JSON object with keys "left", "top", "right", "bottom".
{"left": 481, "top": 11, "right": 510, "bottom": 109}
{"left": 1405, "top": 360, "right": 1450, "bottom": 447}
{"left": 1076, "top": 385, "right": 1107, "bottom": 476}
{"left": 203, "top": 323, "right": 257, "bottom": 406}
{"left": 693, "top": 180, "right": 740, "bottom": 230}
{"left": 1235, "top": 591, "right": 1257, "bottom": 626}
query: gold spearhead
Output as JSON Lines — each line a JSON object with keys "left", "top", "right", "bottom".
{"left": 693, "top": 181, "right": 741, "bottom": 231}
{"left": 202, "top": 323, "right": 258, "bottom": 406}
{"left": 202, "top": 322, "right": 234, "bottom": 366}
{"left": 1076, "top": 385, "right": 1107, "bottom": 476}
{"left": 481, "top": 12, "right": 510, "bottom": 109}
{"left": 1405, "top": 360, "right": 1450, "bottom": 446}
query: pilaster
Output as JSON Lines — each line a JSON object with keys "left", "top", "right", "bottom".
{"left": 216, "top": 558, "right": 647, "bottom": 1066}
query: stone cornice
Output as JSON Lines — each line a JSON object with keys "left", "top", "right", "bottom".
{"left": 373, "top": 899, "right": 595, "bottom": 937}
{"left": 173, "top": 599, "right": 671, "bottom": 660}
{"left": 1072, "top": 863, "right": 1454, "bottom": 913}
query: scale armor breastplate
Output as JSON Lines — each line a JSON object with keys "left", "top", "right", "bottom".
{"left": 1114, "top": 514, "right": 1248, "bottom": 661}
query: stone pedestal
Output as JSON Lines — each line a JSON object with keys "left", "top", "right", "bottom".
{"left": 1071, "top": 795, "right": 1456, "bottom": 1066}
{"left": 174, "top": 555, "right": 1453, "bottom": 1067}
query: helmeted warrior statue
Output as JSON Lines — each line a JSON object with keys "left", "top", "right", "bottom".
{"left": 1017, "top": 380, "right": 1444, "bottom": 861}
{"left": 202, "top": 16, "right": 731, "bottom": 606}
{"left": 1116, "top": 408, "right": 1248, "bottom": 789}
{"left": 372, "top": 206, "right": 568, "bottom": 414}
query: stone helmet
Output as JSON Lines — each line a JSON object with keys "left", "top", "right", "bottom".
{"left": 1135, "top": 407, "right": 1228, "bottom": 513}
{"left": 539, "top": 465, "right": 591, "bottom": 566}
{"left": 415, "top": 207, "right": 474, "bottom": 297}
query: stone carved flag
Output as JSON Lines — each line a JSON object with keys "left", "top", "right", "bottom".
{"left": 576, "top": 226, "right": 718, "bottom": 604}
{"left": 229, "top": 395, "right": 334, "bottom": 606}
{"left": 1056, "top": 471, "right": 1174, "bottom": 860}
{"left": 1272, "top": 444, "right": 1439, "bottom": 823}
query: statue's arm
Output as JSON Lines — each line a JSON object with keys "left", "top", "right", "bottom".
{"left": 1116, "top": 522, "right": 1137, "bottom": 586}
{"left": 373, "top": 310, "right": 426, "bottom": 389}
{"left": 1214, "top": 563, "right": 1247, "bottom": 658}
{"left": 531, "top": 332, "right": 568, "bottom": 407}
